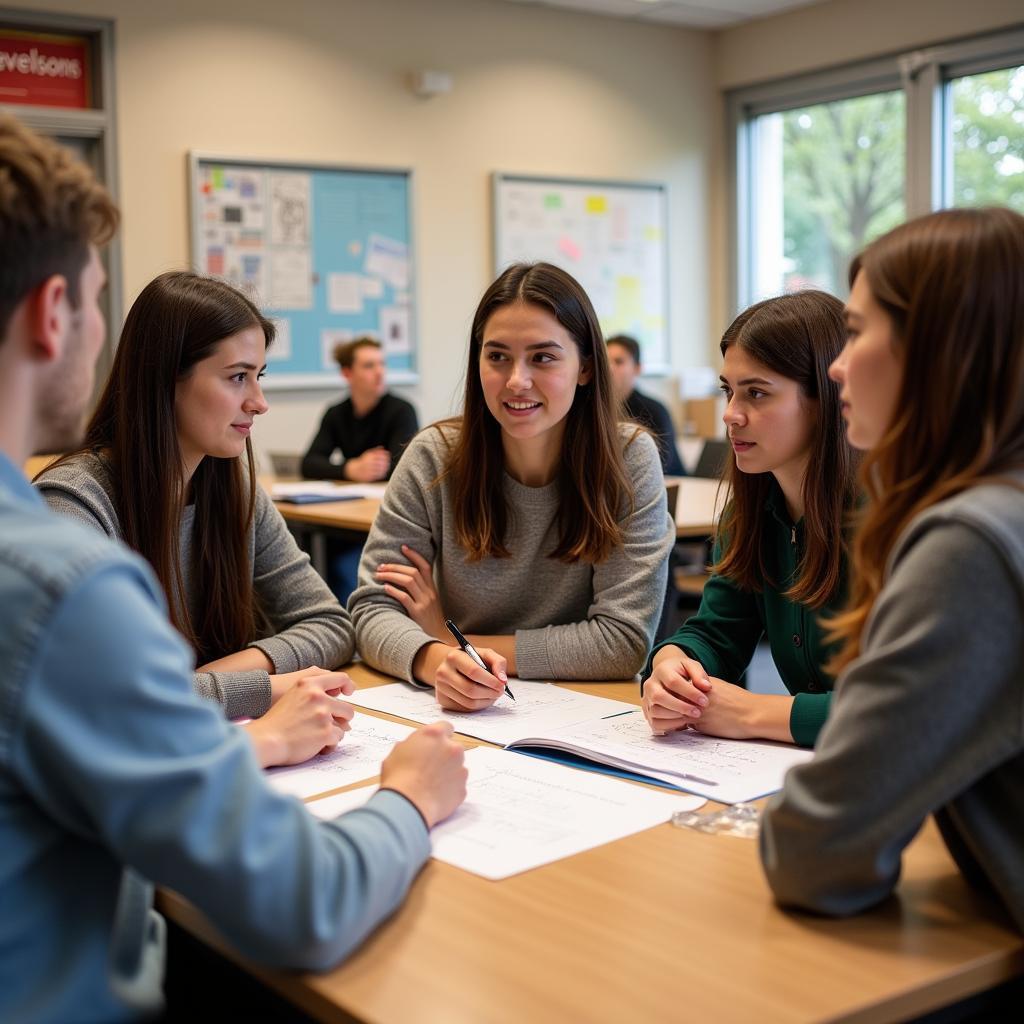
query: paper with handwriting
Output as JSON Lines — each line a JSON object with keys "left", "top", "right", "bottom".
{"left": 266, "top": 712, "right": 414, "bottom": 799}
{"left": 307, "top": 747, "right": 704, "bottom": 878}
{"left": 513, "top": 710, "right": 813, "bottom": 804}
{"left": 345, "top": 680, "right": 632, "bottom": 747}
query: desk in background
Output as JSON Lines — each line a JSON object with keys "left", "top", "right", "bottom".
{"left": 271, "top": 475, "right": 724, "bottom": 579}
{"left": 161, "top": 664, "right": 1024, "bottom": 1024}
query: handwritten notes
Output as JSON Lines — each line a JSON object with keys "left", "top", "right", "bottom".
{"left": 345, "top": 681, "right": 633, "bottom": 747}
{"left": 307, "top": 747, "right": 704, "bottom": 878}
{"left": 266, "top": 713, "right": 413, "bottom": 799}
{"left": 514, "top": 710, "right": 813, "bottom": 803}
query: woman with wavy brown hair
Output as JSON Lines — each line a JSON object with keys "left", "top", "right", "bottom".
{"left": 642, "top": 291, "right": 856, "bottom": 748}
{"left": 350, "top": 262, "right": 674, "bottom": 710}
{"left": 761, "top": 207, "right": 1024, "bottom": 934}
{"left": 37, "top": 271, "right": 356, "bottom": 768}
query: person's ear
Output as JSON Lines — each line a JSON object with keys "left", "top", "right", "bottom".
{"left": 341, "top": 365, "right": 353, "bottom": 385}
{"left": 578, "top": 356, "right": 593, "bottom": 386}
{"left": 28, "top": 275, "right": 71, "bottom": 364}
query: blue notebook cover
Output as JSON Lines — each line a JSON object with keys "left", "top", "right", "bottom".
{"left": 511, "top": 746, "right": 684, "bottom": 792}
{"left": 276, "top": 493, "right": 362, "bottom": 505}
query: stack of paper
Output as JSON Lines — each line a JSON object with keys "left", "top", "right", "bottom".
{"left": 270, "top": 481, "right": 387, "bottom": 503}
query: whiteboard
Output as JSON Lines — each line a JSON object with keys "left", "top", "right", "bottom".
{"left": 189, "top": 153, "right": 416, "bottom": 389}
{"left": 493, "top": 174, "right": 669, "bottom": 371}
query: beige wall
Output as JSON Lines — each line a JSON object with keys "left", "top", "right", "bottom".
{"left": 5, "top": 0, "right": 714, "bottom": 464}
{"left": 715, "top": 0, "right": 1024, "bottom": 89}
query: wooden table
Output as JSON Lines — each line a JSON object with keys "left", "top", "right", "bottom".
{"left": 266, "top": 479, "right": 381, "bottom": 576}
{"left": 162, "top": 665, "right": 1024, "bottom": 1024}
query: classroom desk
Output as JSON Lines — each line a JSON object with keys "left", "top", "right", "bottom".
{"left": 161, "top": 664, "right": 1024, "bottom": 1024}
{"left": 669, "top": 474, "right": 726, "bottom": 539}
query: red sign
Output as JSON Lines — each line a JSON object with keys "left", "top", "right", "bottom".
{"left": 0, "top": 30, "right": 90, "bottom": 109}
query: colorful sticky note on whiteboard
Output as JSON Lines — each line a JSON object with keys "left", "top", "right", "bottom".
{"left": 586, "top": 195, "right": 608, "bottom": 214}
{"left": 543, "top": 193, "right": 562, "bottom": 209}
{"left": 615, "top": 275, "right": 642, "bottom": 318}
{"left": 558, "top": 235, "right": 582, "bottom": 262}
{"left": 211, "top": 167, "right": 225, "bottom": 190}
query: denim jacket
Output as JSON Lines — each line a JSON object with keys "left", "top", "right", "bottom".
{"left": 0, "top": 453, "right": 429, "bottom": 1023}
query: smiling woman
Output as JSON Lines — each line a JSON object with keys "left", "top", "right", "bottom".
{"left": 350, "top": 262, "right": 675, "bottom": 708}
{"left": 35, "top": 271, "right": 356, "bottom": 769}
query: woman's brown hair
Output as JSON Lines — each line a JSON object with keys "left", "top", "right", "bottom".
{"left": 829, "top": 207, "right": 1024, "bottom": 671}
{"left": 439, "top": 262, "right": 636, "bottom": 564}
{"left": 715, "top": 291, "right": 855, "bottom": 608}
{"left": 46, "top": 271, "right": 275, "bottom": 664}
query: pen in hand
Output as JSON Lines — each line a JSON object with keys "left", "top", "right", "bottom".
{"left": 444, "top": 618, "right": 516, "bottom": 702}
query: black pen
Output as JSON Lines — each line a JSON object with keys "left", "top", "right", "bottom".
{"left": 444, "top": 618, "right": 516, "bottom": 701}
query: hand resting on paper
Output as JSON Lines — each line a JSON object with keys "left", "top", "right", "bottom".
{"left": 379, "top": 721, "right": 468, "bottom": 827}
{"left": 246, "top": 670, "right": 355, "bottom": 768}
{"left": 643, "top": 646, "right": 795, "bottom": 743}
{"left": 642, "top": 646, "right": 713, "bottom": 735}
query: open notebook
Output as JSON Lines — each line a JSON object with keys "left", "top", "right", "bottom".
{"left": 346, "top": 681, "right": 812, "bottom": 804}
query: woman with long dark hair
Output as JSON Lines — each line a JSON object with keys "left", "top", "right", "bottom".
{"left": 37, "top": 271, "right": 356, "bottom": 766}
{"left": 350, "top": 262, "right": 674, "bottom": 710}
{"left": 642, "top": 291, "right": 856, "bottom": 747}
{"left": 761, "top": 207, "right": 1024, "bottom": 932}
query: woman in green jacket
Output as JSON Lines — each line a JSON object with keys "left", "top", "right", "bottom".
{"left": 642, "top": 291, "right": 855, "bottom": 747}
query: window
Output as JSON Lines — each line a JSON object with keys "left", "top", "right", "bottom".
{"left": 730, "top": 28, "right": 1024, "bottom": 312}
{"left": 948, "top": 64, "right": 1024, "bottom": 213}
{"left": 750, "top": 91, "right": 905, "bottom": 298}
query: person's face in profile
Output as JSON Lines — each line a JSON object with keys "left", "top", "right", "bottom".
{"left": 37, "top": 246, "right": 107, "bottom": 451}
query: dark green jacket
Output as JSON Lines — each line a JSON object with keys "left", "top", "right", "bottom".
{"left": 645, "top": 481, "right": 846, "bottom": 747}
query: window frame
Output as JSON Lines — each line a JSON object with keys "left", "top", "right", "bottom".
{"left": 728, "top": 25, "right": 1024, "bottom": 314}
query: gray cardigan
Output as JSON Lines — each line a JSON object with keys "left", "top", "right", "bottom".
{"left": 350, "top": 423, "right": 674, "bottom": 683}
{"left": 760, "top": 476, "right": 1024, "bottom": 932}
{"left": 37, "top": 454, "right": 355, "bottom": 718}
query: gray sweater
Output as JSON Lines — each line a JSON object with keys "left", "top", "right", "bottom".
{"left": 37, "top": 454, "right": 355, "bottom": 719}
{"left": 350, "top": 424, "right": 674, "bottom": 683}
{"left": 760, "top": 476, "right": 1024, "bottom": 932}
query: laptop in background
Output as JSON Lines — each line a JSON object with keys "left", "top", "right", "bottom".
{"left": 269, "top": 451, "right": 303, "bottom": 478}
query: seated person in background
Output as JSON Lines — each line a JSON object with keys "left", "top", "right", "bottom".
{"left": 606, "top": 333, "right": 684, "bottom": 476}
{"left": 301, "top": 336, "right": 419, "bottom": 603}
{"left": 762, "top": 207, "right": 1024, "bottom": 935}
{"left": 0, "top": 113, "right": 466, "bottom": 1024}
{"left": 38, "top": 270, "right": 357, "bottom": 768}
{"left": 641, "top": 291, "right": 856, "bottom": 748}
{"left": 350, "top": 262, "right": 674, "bottom": 710}
{"left": 301, "top": 336, "right": 418, "bottom": 482}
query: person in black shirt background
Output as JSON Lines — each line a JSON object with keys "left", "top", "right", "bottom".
{"left": 301, "top": 337, "right": 418, "bottom": 482}
{"left": 301, "top": 337, "right": 418, "bottom": 602}
{"left": 606, "top": 334, "right": 684, "bottom": 477}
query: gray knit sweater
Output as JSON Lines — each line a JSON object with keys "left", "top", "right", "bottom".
{"left": 350, "top": 423, "right": 674, "bottom": 683}
{"left": 760, "top": 475, "right": 1024, "bottom": 932}
{"left": 37, "top": 454, "right": 355, "bottom": 719}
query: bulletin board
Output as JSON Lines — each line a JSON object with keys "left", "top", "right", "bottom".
{"left": 189, "top": 153, "right": 416, "bottom": 389}
{"left": 493, "top": 174, "right": 669, "bottom": 372}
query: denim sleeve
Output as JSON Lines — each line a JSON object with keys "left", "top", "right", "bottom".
{"left": 12, "top": 562, "right": 429, "bottom": 971}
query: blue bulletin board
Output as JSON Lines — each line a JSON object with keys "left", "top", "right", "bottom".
{"left": 189, "top": 153, "right": 416, "bottom": 389}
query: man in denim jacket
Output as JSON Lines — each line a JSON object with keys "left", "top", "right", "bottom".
{"left": 0, "top": 115, "right": 466, "bottom": 1024}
